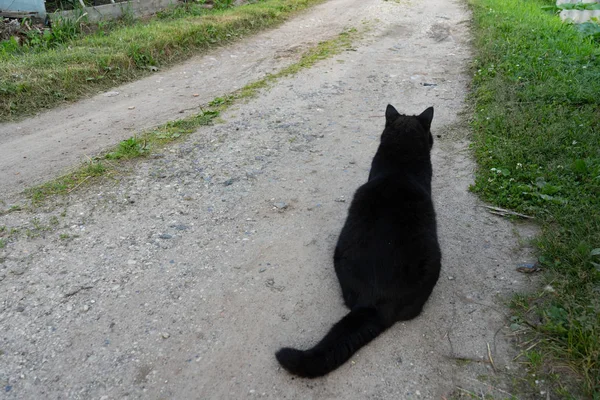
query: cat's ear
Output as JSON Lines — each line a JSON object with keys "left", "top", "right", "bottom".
{"left": 385, "top": 104, "right": 400, "bottom": 126}
{"left": 417, "top": 107, "right": 434, "bottom": 129}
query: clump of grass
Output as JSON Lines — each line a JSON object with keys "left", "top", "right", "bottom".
{"left": 0, "top": 225, "right": 20, "bottom": 248}
{"left": 26, "top": 159, "right": 108, "bottom": 203}
{"left": 105, "top": 137, "right": 148, "bottom": 160}
{"left": 469, "top": 0, "right": 600, "bottom": 396}
{"left": 0, "top": 0, "right": 325, "bottom": 121}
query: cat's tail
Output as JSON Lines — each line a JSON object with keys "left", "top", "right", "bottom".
{"left": 275, "top": 307, "right": 386, "bottom": 378}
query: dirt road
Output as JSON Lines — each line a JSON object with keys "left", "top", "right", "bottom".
{"left": 1, "top": 0, "right": 377, "bottom": 202}
{"left": 0, "top": 0, "right": 538, "bottom": 398}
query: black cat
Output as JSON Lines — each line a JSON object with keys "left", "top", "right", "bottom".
{"left": 276, "top": 105, "right": 441, "bottom": 378}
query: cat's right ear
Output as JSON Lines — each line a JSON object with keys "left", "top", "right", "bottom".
{"left": 385, "top": 104, "right": 400, "bottom": 126}
{"left": 417, "top": 107, "right": 434, "bottom": 130}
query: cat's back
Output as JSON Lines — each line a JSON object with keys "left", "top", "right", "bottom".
{"left": 335, "top": 170, "right": 440, "bottom": 294}
{"left": 349, "top": 171, "right": 435, "bottom": 226}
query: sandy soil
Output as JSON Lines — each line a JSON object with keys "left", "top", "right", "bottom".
{"left": 0, "top": 0, "right": 540, "bottom": 398}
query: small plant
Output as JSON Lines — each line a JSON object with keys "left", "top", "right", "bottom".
{"left": 106, "top": 137, "right": 148, "bottom": 159}
{"left": 119, "top": 4, "right": 137, "bottom": 25}
{"left": 208, "top": 97, "right": 227, "bottom": 106}
{"left": 525, "top": 350, "right": 543, "bottom": 370}
{"left": 0, "top": 37, "right": 20, "bottom": 56}
{"left": 127, "top": 44, "right": 157, "bottom": 68}
{"left": 214, "top": 0, "right": 235, "bottom": 9}
{"left": 575, "top": 19, "right": 600, "bottom": 42}
{"left": 47, "top": 14, "right": 86, "bottom": 46}
{"left": 83, "top": 161, "right": 106, "bottom": 176}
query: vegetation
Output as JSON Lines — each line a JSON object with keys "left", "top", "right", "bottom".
{"left": 0, "top": 0, "right": 325, "bottom": 121}
{"left": 469, "top": 0, "right": 600, "bottom": 396}
{"left": 45, "top": 0, "right": 236, "bottom": 12}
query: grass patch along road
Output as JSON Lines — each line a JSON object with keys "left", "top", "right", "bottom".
{"left": 469, "top": 0, "right": 600, "bottom": 396}
{"left": 0, "top": 0, "right": 324, "bottom": 122}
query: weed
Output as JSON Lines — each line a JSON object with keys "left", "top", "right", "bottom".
{"left": 208, "top": 97, "right": 228, "bottom": 107}
{"left": 0, "top": 37, "right": 20, "bottom": 56}
{"left": 48, "top": 15, "right": 85, "bottom": 46}
{"left": 83, "top": 161, "right": 106, "bottom": 176}
{"left": 105, "top": 137, "right": 148, "bottom": 160}
{"left": 575, "top": 20, "right": 600, "bottom": 42}
{"left": 525, "top": 350, "right": 543, "bottom": 370}
{"left": 119, "top": 5, "right": 137, "bottom": 26}
{"left": 214, "top": 0, "right": 235, "bottom": 10}
{"left": 469, "top": 0, "right": 600, "bottom": 395}
{"left": 23, "top": 217, "right": 51, "bottom": 238}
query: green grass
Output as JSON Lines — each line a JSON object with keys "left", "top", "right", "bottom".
{"left": 23, "top": 28, "right": 360, "bottom": 205}
{"left": 0, "top": 0, "right": 325, "bottom": 122}
{"left": 469, "top": 0, "right": 600, "bottom": 396}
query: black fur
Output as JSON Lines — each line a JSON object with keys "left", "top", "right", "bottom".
{"left": 276, "top": 105, "right": 441, "bottom": 378}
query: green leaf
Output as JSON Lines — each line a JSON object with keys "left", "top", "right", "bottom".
{"left": 572, "top": 159, "right": 588, "bottom": 174}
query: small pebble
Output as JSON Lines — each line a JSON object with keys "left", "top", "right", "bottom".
{"left": 273, "top": 202, "right": 288, "bottom": 210}
{"left": 162, "top": 332, "right": 170, "bottom": 339}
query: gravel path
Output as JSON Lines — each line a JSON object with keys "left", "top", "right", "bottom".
{"left": 0, "top": 0, "right": 539, "bottom": 398}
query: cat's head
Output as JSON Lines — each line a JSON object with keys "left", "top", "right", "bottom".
{"left": 382, "top": 105, "right": 434, "bottom": 154}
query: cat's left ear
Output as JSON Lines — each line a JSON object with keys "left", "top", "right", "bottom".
{"left": 385, "top": 104, "right": 401, "bottom": 127}
{"left": 417, "top": 107, "right": 434, "bottom": 130}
